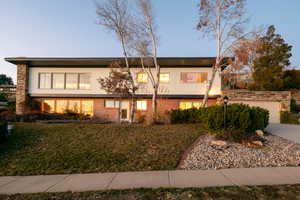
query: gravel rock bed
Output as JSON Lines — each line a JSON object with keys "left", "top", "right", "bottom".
{"left": 179, "top": 134, "right": 300, "bottom": 170}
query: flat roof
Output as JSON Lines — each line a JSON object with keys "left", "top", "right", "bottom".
{"left": 4, "top": 57, "right": 226, "bottom": 68}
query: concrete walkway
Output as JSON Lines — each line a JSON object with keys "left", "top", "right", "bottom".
{"left": 0, "top": 167, "right": 300, "bottom": 194}
{"left": 267, "top": 123, "right": 300, "bottom": 144}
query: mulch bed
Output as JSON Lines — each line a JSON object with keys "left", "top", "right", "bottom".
{"left": 179, "top": 134, "right": 300, "bottom": 170}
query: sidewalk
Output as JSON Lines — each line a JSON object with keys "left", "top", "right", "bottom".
{"left": 0, "top": 167, "right": 300, "bottom": 194}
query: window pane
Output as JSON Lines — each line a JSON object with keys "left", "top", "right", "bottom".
{"left": 179, "top": 102, "right": 193, "bottom": 110}
{"left": 56, "top": 100, "right": 68, "bottom": 113}
{"left": 66, "top": 74, "right": 78, "bottom": 89}
{"left": 53, "top": 73, "right": 65, "bottom": 89}
{"left": 69, "top": 100, "right": 81, "bottom": 113}
{"left": 82, "top": 101, "right": 93, "bottom": 116}
{"left": 193, "top": 102, "right": 202, "bottom": 109}
{"left": 105, "top": 100, "right": 115, "bottom": 108}
{"left": 137, "top": 73, "right": 148, "bottom": 83}
{"left": 43, "top": 100, "right": 55, "bottom": 113}
{"left": 79, "top": 74, "right": 91, "bottom": 89}
{"left": 137, "top": 100, "right": 147, "bottom": 110}
{"left": 160, "top": 73, "right": 170, "bottom": 83}
{"left": 39, "top": 73, "right": 52, "bottom": 89}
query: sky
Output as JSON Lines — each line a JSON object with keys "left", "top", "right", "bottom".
{"left": 0, "top": 0, "right": 299, "bottom": 83}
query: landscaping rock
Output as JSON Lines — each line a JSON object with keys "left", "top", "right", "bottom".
{"left": 252, "top": 141, "right": 264, "bottom": 146}
{"left": 210, "top": 140, "right": 227, "bottom": 147}
{"left": 179, "top": 134, "right": 300, "bottom": 170}
{"left": 256, "top": 130, "right": 264, "bottom": 137}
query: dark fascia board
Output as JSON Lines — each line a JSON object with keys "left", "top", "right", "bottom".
{"left": 30, "top": 93, "right": 220, "bottom": 99}
{"left": 4, "top": 57, "right": 230, "bottom": 68}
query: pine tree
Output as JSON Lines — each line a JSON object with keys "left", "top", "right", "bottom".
{"left": 251, "top": 25, "right": 292, "bottom": 91}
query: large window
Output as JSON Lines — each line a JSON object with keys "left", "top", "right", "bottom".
{"left": 38, "top": 73, "right": 91, "bottom": 90}
{"left": 105, "top": 100, "right": 120, "bottom": 108}
{"left": 79, "top": 73, "right": 91, "bottom": 89}
{"left": 69, "top": 100, "right": 81, "bottom": 113}
{"left": 41, "top": 99, "right": 94, "bottom": 116}
{"left": 42, "top": 100, "right": 55, "bottom": 113}
{"left": 137, "top": 73, "right": 148, "bottom": 83}
{"left": 81, "top": 101, "right": 93, "bottom": 116}
{"left": 160, "top": 73, "right": 170, "bottom": 83}
{"left": 52, "top": 73, "right": 65, "bottom": 89}
{"left": 181, "top": 72, "right": 208, "bottom": 83}
{"left": 179, "top": 102, "right": 202, "bottom": 110}
{"left": 66, "top": 73, "right": 78, "bottom": 89}
{"left": 39, "top": 73, "right": 52, "bottom": 89}
{"left": 56, "top": 100, "right": 68, "bottom": 113}
{"left": 137, "top": 100, "right": 147, "bottom": 111}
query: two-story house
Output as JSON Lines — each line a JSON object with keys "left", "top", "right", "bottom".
{"left": 5, "top": 57, "right": 222, "bottom": 122}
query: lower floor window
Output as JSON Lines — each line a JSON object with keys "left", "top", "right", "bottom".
{"left": 105, "top": 100, "right": 120, "bottom": 108}
{"left": 137, "top": 100, "right": 147, "bottom": 111}
{"left": 179, "top": 101, "right": 202, "bottom": 110}
{"left": 41, "top": 99, "right": 94, "bottom": 116}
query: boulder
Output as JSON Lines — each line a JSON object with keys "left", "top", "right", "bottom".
{"left": 256, "top": 130, "right": 264, "bottom": 137}
{"left": 210, "top": 140, "right": 227, "bottom": 147}
{"left": 252, "top": 141, "right": 263, "bottom": 146}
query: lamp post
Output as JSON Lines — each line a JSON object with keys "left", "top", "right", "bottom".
{"left": 223, "top": 96, "right": 229, "bottom": 130}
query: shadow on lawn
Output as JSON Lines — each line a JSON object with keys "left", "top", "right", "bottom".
{"left": 0, "top": 123, "right": 44, "bottom": 159}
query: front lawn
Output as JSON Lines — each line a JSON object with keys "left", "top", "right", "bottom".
{"left": 0, "top": 123, "right": 204, "bottom": 176}
{"left": 1, "top": 185, "right": 300, "bottom": 200}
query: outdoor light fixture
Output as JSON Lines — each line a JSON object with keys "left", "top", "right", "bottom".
{"left": 223, "top": 96, "right": 229, "bottom": 105}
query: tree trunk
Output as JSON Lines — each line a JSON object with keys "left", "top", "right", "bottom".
{"left": 130, "top": 96, "right": 135, "bottom": 123}
{"left": 202, "top": 66, "right": 218, "bottom": 107}
{"left": 152, "top": 87, "right": 158, "bottom": 122}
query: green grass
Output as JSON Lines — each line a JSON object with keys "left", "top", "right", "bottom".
{"left": 1, "top": 185, "right": 300, "bottom": 200}
{"left": 0, "top": 123, "right": 204, "bottom": 176}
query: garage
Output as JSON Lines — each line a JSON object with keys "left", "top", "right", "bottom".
{"left": 230, "top": 101, "right": 281, "bottom": 123}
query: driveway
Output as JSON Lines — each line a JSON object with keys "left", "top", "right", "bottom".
{"left": 266, "top": 123, "right": 300, "bottom": 144}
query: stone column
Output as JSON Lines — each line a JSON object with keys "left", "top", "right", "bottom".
{"left": 16, "top": 64, "right": 29, "bottom": 115}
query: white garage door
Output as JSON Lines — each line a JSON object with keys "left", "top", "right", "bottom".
{"left": 230, "top": 101, "right": 281, "bottom": 123}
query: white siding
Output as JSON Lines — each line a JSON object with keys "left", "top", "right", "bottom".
{"left": 29, "top": 67, "right": 222, "bottom": 95}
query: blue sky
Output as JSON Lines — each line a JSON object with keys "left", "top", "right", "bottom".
{"left": 0, "top": 0, "right": 299, "bottom": 83}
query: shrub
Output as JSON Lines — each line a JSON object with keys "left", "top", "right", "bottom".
{"left": 0, "top": 121, "right": 7, "bottom": 143}
{"left": 0, "top": 111, "right": 17, "bottom": 122}
{"left": 171, "top": 104, "right": 269, "bottom": 140}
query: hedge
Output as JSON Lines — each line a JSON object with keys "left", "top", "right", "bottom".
{"left": 0, "top": 121, "right": 7, "bottom": 143}
{"left": 171, "top": 104, "right": 269, "bottom": 140}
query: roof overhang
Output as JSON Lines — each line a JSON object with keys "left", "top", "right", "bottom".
{"left": 4, "top": 57, "right": 229, "bottom": 68}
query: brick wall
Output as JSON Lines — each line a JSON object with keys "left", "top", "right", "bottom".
{"left": 16, "top": 64, "right": 29, "bottom": 115}
{"left": 222, "top": 90, "right": 292, "bottom": 111}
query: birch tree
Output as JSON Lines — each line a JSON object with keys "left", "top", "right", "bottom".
{"left": 132, "top": 0, "right": 160, "bottom": 122}
{"left": 197, "top": 0, "right": 248, "bottom": 106}
{"left": 96, "top": 0, "right": 137, "bottom": 122}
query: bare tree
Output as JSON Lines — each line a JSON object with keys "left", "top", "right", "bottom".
{"left": 96, "top": 0, "right": 137, "bottom": 122}
{"left": 131, "top": 0, "right": 160, "bottom": 122}
{"left": 197, "top": 0, "right": 249, "bottom": 106}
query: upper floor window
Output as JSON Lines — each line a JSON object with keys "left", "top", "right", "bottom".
{"left": 52, "top": 73, "right": 65, "bottom": 89}
{"left": 79, "top": 73, "right": 91, "bottom": 89}
{"left": 137, "top": 73, "right": 148, "bottom": 83}
{"left": 38, "top": 73, "right": 91, "bottom": 90}
{"left": 66, "top": 73, "right": 78, "bottom": 89}
{"left": 160, "top": 73, "right": 170, "bottom": 83}
{"left": 181, "top": 72, "right": 208, "bottom": 83}
{"left": 39, "top": 73, "right": 52, "bottom": 89}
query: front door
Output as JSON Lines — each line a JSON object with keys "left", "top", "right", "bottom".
{"left": 120, "top": 101, "right": 130, "bottom": 121}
